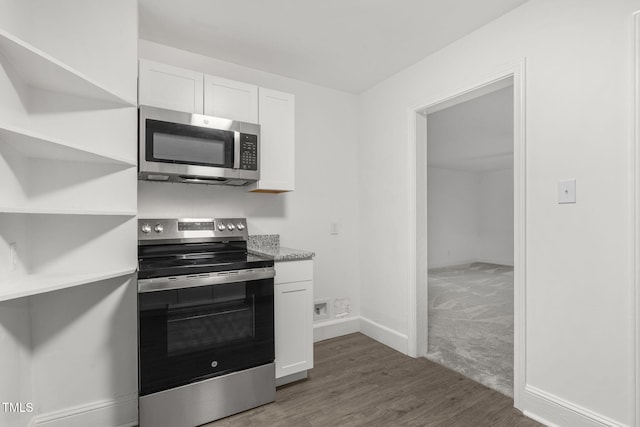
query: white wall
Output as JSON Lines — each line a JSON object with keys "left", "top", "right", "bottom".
{"left": 359, "top": 1, "right": 637, "bottom": 426}
{"left": 427, "top": 167, "right": 480, "bottom": 268}
{"left": 30, "top": 278, "right": 137, "bottom": 426}
{"left": 478, "top": 168, "right": 514, "bottom": 266}
{"left": 427, "top": 167, "right": 513, "bottom": 269}
{"left": 138, "top": 40, "right": 361, "bottom": 324}
{"left": 0, "top": 299, "right": 32, "bottom": 427}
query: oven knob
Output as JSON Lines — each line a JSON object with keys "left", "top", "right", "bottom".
{"left": 141, "top": 224, "right": 151, "bottom": 234}
{"left": 217, "top": 223, "right": 226, "bottom": 231}
{"left": 236, "top": 223, "right": 245, "bottom": 231}
{"left": 154, "top": 224, "right": 164, "bottom": 233}
{"left": 227, "top": 223, "right": 236, "bottom": 231}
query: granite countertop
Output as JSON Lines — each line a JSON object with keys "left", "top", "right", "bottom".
{"left": 248, "top": 234, "right": 315, "bottom": 262}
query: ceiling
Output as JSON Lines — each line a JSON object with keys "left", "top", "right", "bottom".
{"left": 427, "top": 85, "right": 514, "bottom": 172}
{"left": 138, "top": 0, "right": 529, "bottom": 94}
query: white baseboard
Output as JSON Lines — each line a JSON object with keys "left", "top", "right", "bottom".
{"left": 313, "top": 317, "right": 360, "bottom": 342}
{"left": 523, "top": 385, "right": 625, "bottom": 427}
{"left": 314, "top": 316, "right": 409, "bottom": 356}
{"left": 359, "top": 316, "right": 408, "bottom": 355}
{"left": 427, "top": 259, "right": 477, "bottom": 269}
{"left": 33, "top": 393, "right": 137, "bottom": 427}
{"left": 428, "top": 258, "right": 514, "bottom": 269}
{"left": 475, "top": 257, "right": 514, "bottom": 267}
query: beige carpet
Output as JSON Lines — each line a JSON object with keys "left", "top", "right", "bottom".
{"left": 427, "top": 262, "right": 514, "bottom": 397}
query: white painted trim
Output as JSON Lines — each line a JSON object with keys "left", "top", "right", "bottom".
{"left": 421, "top": 77, "right": 514, "bottom": 116}
{"left": 313, "top": 316, "right": 409, "bottom": 355}
{"left": 359, "top": 316, "right": 408, "bottom": 354}
{"left": 32, "top": 393, "right": 138, "bottom": 427}
{"left": 313, "top": 317, "right": 360, "bottom": 342}
{"left": 407, "top": 59, "right": 527, "bottom": 410}
{"left": 633, "top": 11, "right": 640, "bottom": 427}
{"left": 523, "top": 385, "right": 625, "bottom": 427}
{"left": 512, "top": 58, "right": 527, "bottom": 412}
{"left": 407, "top": 107, "right": 418, "bottom": 358}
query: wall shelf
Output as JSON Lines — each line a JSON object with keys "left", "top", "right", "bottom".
{"left": 0, "top": 267, "right": 137, "bottom": 302}
{"left": 0, "top": 122, "right": 136, "bottom": 166}
{"left": 0, "top": 207, "right": 137, "bottom": 216}
{"left": 0, "top": 29, "right": 136, "bottom": 107}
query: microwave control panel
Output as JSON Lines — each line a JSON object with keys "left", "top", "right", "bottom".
{"left": 239, "top": 133, "right": 258, "bottom": 170}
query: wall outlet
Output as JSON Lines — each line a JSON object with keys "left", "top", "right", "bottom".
{"left": 314, "top": 299, "right": 330, "bottom": 321}
{"left": 334, "top": 297, "right": 351, "bottom": 318}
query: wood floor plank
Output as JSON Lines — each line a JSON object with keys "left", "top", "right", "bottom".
{"left": 205, "top": 333, "right": 541, "bottom": 427}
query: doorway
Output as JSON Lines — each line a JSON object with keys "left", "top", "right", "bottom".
{"left": 426, "top": 83, "right": 514, "bottom": 397}
{"left": 409, "top": 69, "right": 526, "bottom": 407}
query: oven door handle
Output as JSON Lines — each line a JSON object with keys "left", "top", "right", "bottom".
{"left": 137, "top": 267, "right": 275, "bottom": 293}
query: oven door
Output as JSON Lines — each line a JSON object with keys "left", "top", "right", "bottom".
{"left": 138, "top": 271, "right": 274, "bottom": 396}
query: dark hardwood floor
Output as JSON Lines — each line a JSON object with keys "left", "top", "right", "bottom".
{"left": 207, "top": 333, "right": 542, "bottom": 426}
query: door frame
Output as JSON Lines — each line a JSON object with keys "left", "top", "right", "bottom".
{"left": 633, "top": 11, "right": 640, "bottom": 427}
{"left": 406, "top": 59, "right": 527, "bottom": 410}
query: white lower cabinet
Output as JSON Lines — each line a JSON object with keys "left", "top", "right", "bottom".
{"left": 274, "top": 260, "right": 313, "bottom": 384}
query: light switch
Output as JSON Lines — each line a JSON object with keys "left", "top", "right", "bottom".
{"left": 558, "top": 179, "right": 576, "bottom": 204}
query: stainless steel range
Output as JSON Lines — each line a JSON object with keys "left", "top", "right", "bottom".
{"left": 137, "top": 218, "right": 275, "bottom": 427}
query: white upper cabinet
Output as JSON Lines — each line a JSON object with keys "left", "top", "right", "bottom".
{"left": 137, "top": 59, "right": 296, "bottom": 193}
{"left": 204, "top": 75, "right": 258, "bottom": 123}
{"left": 138, "top": 59, "right": 204, "bottom": 113}
{"left": 249, "top": 88, "right": 295, "bottom": 193}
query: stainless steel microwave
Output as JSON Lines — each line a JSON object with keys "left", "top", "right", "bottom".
{"left": 138, "top": 105, "right": 260, "bottom": 186}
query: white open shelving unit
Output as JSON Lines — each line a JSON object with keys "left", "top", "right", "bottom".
{"left": 0, "top": 28, "right": 137, "bottom": 106}
{"left": 0, "top": 122, "right": 136, "bottom": 166}
{"left": 0, "top": 27, "right": 137, "bottom": 302}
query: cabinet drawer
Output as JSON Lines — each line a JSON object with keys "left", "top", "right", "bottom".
{"left": 274, "top": 260, "right": 313, "bottom": 285}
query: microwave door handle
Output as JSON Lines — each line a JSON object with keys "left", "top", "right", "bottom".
{"left": 233, "top": 131, "right": 240, "bottom": 169}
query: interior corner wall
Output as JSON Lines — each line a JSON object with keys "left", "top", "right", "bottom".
{"left": 27, "top": 0, "right": 138, "bottom": 102}
{"left": 137, "top": 40, "right": 361, "bottom": 324}
{"left": 477, "top": 168, "right": 514, "bottom": 266}
{"left": 0, "top": 299, "right": 33, "bottom": 427}
{"left": 30, "top": 278, "right": 138, "bottom": 424}
{"left": 359, "top": 0, "right": 637, "bottom": 425}
{"left": 0, "top": 0, "right": 31, "bottom": 41}
{"left": 427, "top": 167, "right": 480, "bottom": 268}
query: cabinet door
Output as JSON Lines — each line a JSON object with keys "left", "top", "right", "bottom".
{"left": 249, "top": 88, "right": 295, "bottom": 193}
{"left": 203, "top": 75, "right": 258, "bottom": 122}
{"left": 139, "top": 59, "right": 203, "bottom": 113}
{"left": 275, "top": 280, "right": 313, "bottom": 378}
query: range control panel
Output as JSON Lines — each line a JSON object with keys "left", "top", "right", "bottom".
{"left": 138, "top": 218, "right": 248, "bottom": 243}
{"left": 239, "top": 133, "right": 258, "bottom": 171}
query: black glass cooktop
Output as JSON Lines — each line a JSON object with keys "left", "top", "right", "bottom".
{"left": 138, "top": 241, "right": 274, "bottom": 279}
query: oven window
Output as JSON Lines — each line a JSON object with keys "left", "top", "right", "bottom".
{"left": 167, "top": 285, "right": 254, "bottom": 356}
{"left": 145, "top": 119, "right": 234, "bottom": 168}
